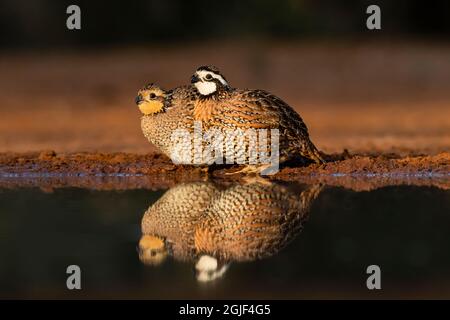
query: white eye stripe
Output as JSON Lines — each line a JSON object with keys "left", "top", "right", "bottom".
{"left": 196, "top": 70, "right": 228, "bottom": 86}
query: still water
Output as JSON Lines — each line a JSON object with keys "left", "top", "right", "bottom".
{"left": 0, "top": 180, "right": 449, "bottom": 299}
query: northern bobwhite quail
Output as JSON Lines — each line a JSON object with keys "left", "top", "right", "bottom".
{"left": 190, "top": 65, "right": 325, "bottom": 173}
{"left": 135, "top": 83, "right": 207, "bottom": 164}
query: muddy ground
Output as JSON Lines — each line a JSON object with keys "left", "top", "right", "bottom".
{"left": 0, "top": 43, "right": 449, "bottom": 190}
{"left": 0, "top": 151, "right": 448, "bottom": 191}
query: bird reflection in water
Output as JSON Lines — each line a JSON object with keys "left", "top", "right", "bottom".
{"left": 138, "top": 179, "right": 323, "bottom": 282}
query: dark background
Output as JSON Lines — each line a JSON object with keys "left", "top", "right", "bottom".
{"left": 1, "top": 0, "right": 449, "bottom": 49}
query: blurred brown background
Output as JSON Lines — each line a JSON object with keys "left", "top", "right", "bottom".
{"left": 0, "top": 0, "right": 449, "bottom": 155}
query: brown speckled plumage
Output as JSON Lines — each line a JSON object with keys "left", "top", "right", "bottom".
{"left": 136, "top": 66, "right": 324, "bottom": 169}
{"left": 194, "top": 182, "right": 323, "bottom": 261}
{"left": 141, "top": 182, "right": 220, "bottom": 262}
{"left": 138, "top": 85, "right": 202, "bottom": 163}
{"left": 192, "top": 65, "right": 325, "bottom": 165}
{"left": 140, "top": 181, "right": 323, "bottom": 264}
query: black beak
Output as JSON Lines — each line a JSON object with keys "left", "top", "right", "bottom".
{"left": 135, "top": 94, "right": 143, "bottom": 105}
{"left": 191, "top": 74, "right": 200, "bottom": 84}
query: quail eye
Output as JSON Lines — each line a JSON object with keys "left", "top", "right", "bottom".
{"left": 205, "top": 74, "right": 213, "bottom": 80}
{"left": 149, "top": 93, "right": 156, "bottom": 99}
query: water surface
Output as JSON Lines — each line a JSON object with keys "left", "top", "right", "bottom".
{"left": 0, "top": 181, "right": 449, "bottom": 299}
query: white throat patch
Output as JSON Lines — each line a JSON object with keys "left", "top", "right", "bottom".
{"left": 194, "top": 70, "right": 228, "bottom": 96}
{"left": 195, "top": 81, "right": 217, "bottom": 95}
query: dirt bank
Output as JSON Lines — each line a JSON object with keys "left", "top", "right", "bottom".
{"left": 0, "top": 151, "right": 448, "bottom": 191}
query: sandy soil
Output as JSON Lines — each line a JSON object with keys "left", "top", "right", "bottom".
{"left": 0, "top": 43, "right": 448, "bottom": 189}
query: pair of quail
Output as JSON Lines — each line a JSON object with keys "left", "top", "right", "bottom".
{"left": 135, "top": 66, "right": 324, "bottom": 173}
